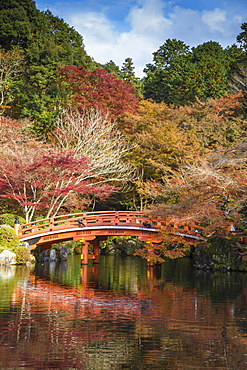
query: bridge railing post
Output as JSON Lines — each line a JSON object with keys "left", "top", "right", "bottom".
{"left": 14, "top": 217, "right": 20, "bottom": 236}
{"left": 49, "top": 218, "right": 54, "bottom": 230}
{"left": 114, "top": 212, "right": 119, "bottom": 225}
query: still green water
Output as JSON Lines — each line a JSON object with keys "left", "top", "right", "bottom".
{"left": 0, "top": 255, "right": 247, "bottom": 369}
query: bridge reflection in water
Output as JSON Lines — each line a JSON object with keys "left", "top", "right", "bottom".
{"left": 7, "top": 256, "right": 247, "bottom": 369}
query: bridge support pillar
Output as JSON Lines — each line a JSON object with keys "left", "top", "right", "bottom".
{"left": 93, "top": 244, "right": 100, "bottom": 263}
{"left": 81, "top": 241, "right": 89, "bottom": 265}
{"left": 91, "top": 237, "right": 105, "bottom": 264}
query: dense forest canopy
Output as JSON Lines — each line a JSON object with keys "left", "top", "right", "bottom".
{"left": 0, "top": 0, "right": 246, "bottom": 123}
{"left": 1, "top": 0, "right": 247, "bottom": 259}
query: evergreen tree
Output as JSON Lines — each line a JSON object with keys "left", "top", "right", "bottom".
{"left": 145, "top": 38, "right": 190, "bottom": 71}
{"left": 121, "top": 58, "right": 143, "bottom": 98}
{"left": 143, "top": 39, "right": 191, "bottom": 104}
{"left": 0, "top": 0, "right": 97, "bottom": 133}
{"left": 121, "top": 58, "right": 136, "bottom": 82}
{"left": 103, "top": 60, "right": 122, "bottom": 78}
{"left": 237, "top": 22, "right": 247, "bottom": 51}
{"left": 228, "top": 24, "right": 247, "bottom": 112}
{"left": 0, "top": 0, "right": 38, "bottom": 49}
{"left": 143, "top": 39, "right": 234, "bottom": 106}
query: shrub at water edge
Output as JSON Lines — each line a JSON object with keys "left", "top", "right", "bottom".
{"left": 0, "top": 226, "right": 32, "bottom": 264}
{"left": 14, "top": 246, "right": 32, "bottom": 264}
{"left": 0, "top": 227, "right": 20, "bottom": 253}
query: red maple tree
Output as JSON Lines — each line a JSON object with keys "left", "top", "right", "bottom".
{"left": 0, "top": 117, "right": 116, "bottom": 222}
{"left": 57, "top": 66, "right": 139, "bottom": 118}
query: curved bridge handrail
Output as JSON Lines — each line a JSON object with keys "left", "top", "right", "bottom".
{"left": 18, "top": 211, "right": 246, "bottom": 250}
{"left": 18, "top": 211, "right": 212, "bottom": 244}
{"left": 18, "top": 211, "right": 161, "bottom": 237}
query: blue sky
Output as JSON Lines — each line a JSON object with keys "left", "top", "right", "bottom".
{"left": 35, "top": 0, "right": 247, "bottom": 77}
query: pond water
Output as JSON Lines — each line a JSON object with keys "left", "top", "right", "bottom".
{"left": 0, "top": 255, "right": 247, "bottom": 369}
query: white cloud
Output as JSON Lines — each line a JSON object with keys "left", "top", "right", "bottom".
{"left": 70, "top": 12, "right": 119, "bottom": 44}
{"left": 67, "top": 0, "right": 174, "bottom": 77}
{"left": 58, "top": 0, "right": 247, "bottom": 78}
{"left": 127, "top": 0, "right": 171, "bottom": 34}
{"left": 201, "top": 8, "right": 227, "bottom": 32}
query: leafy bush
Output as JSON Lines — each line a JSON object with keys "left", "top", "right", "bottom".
{"left": 74, "top": 243, "right": 82, "bottom": 255}
{"left": 0, "top": 227, "right": 20, "bottom": 250}
{"left": 0, "top": 222, "right": 32, "bottom": 264}
{"left": 0, "top": 213, "right": 25, "bottom": 227}
{"left": 14, "top": 246, "right": 31, "bottom": 264}
{"left": 53, "top": 240, "right": 82, "bottom": 255}
{"left": 101, "top": 236, "right": 142, "bottom": 255}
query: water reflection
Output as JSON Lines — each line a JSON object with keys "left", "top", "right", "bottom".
{"left": 0, "top": 256, "right": 247, "bottom": 369}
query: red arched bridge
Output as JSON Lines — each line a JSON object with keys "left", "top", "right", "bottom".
{"left": 15, "top": 211, "right": 205, "bottom": 264}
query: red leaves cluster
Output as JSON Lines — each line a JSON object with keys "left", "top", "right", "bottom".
{"left": 0, "top": 143, "right": 116, "bottom": 220}
{"left": 57, "top": 66, "right": 139, "bottom": 118}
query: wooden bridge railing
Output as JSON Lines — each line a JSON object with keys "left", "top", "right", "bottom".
{"left": 17, "top": 211, "right": 162, "bottom": 237}
{"left": 16, "top": 211, "right": 208, "bottom": 240}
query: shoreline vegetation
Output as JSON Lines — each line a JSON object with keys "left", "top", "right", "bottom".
{"left": 1, "top": 212, "right": 247, "bottom": 271}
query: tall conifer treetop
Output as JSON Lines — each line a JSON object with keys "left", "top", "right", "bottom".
{"left": 0, "top": 0, "right": 38, "bottom": 49}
